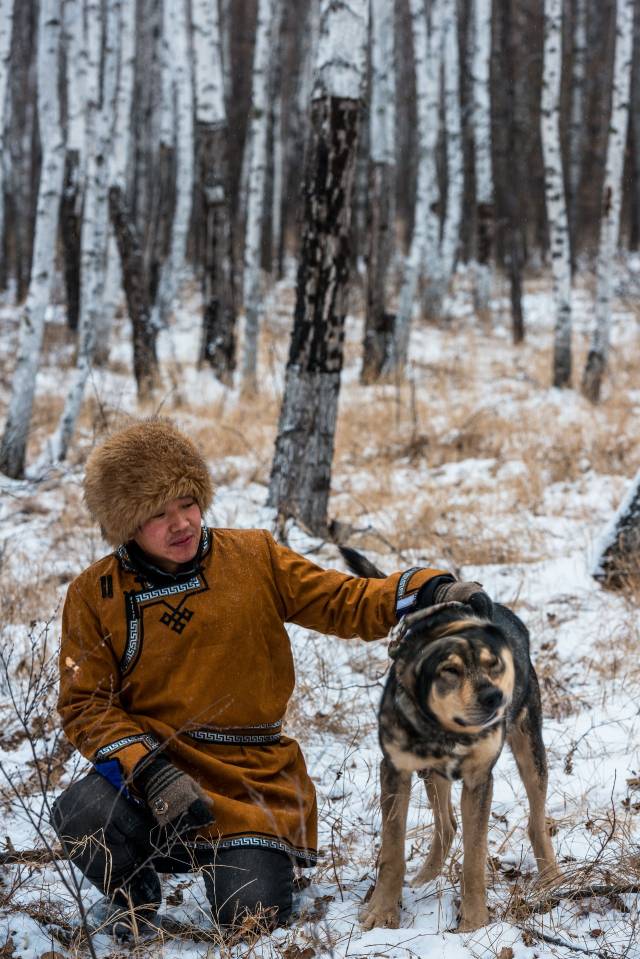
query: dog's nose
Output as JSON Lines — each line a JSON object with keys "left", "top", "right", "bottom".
{"left": 478, "top": 686, "right": 503, "bottom": 711}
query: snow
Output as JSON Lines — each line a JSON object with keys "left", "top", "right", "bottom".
{"left": 1, "top": 269, "right": 640, "bottom": 957}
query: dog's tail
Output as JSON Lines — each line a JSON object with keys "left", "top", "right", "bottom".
{"left": 338, "top": 545, "right": 385, "bottom": 579}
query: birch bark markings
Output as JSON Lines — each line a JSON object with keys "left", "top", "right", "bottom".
{"left": 362, "top": 0, "right": 396, "bottom": 383}
{"left": 242, "top": 0, "right": 277, "bottom": 392}
{"left": 192, "top": 0, "right": 236, "bottom": 382}
{"left": 436, "top": 0, "right": 463, "bottom": 313}
{"left": 385, "top": 0, "right": 432, "bottom": 373}
{"left": 268, "top": 0, "right": 367, "bottom": 534}
{"left": 582, "top": 0, "right": 634, "bottom": 403}
{"left": 541, "top": 0, "right": 572, "bottom": 388}
{"left": 568, "top": 0, "right": 587, "bottom": 250}
{"left": 470, "top": 0, "right": 494, "bottom": 322}
{"left": 48, "top": 0, "right": 120, "bottom": 465}
{"left": 0, "top": 0, "right": 15, "bottom": 283}
{"left": 0, "top": 0, "right": 64, "bottom": 478}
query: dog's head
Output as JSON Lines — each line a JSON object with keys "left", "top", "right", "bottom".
{"left": 392, "top": 604, "right": 515, "bottom": 734}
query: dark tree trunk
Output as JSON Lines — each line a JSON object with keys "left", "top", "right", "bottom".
{"left": 362, "top": 161, "right": 395, "bottom": 381}
{"left": 109, "top": 185, "right": 158, "bottom": 399}
{"left": 146, "top": 142, "right": 176, "bottom": 304}
{"left": 60, "top": 148, "right": 82, "bottom": 332}
{"left": 268, "top": 95, "right": 361, "bottom": 535}
{"left": 196, "top": 122, "right": 237, "bottom": 383}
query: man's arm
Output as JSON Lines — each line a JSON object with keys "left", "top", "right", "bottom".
{"left": 58, "top": 582, "right": 156, "bottom": 776}
{"left": 263, "top": 531, "right": 450, "bottom": 641}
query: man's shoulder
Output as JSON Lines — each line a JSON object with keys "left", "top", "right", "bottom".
{"left": 67, "top": 551, "right": 119, "bottom": 595}
{"left": 209, "top": 527, "right": 275, "bottom": 560}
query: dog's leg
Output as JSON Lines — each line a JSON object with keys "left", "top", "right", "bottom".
{"left": 360, "top": 758, "right": 411, "bottom": 930}
{"left": 411, "top": 773, "right": 457, "bottom": 886}
{"left": 458, "top": 771, "right": 493, "bottom": 931}
{"left": 507, "top": 690, "right": 559, "bottom": 879}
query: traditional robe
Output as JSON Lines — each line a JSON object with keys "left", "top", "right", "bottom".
{"left": 58, "top": 527, "right": 445, "bottom": 864}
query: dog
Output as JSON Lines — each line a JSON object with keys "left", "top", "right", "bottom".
{"left": 341, "top": 547, "right": 558, "bottom": 932}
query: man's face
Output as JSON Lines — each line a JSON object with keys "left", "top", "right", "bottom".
{"left": 133, "top": 497, "right": 202, "bottom": 572}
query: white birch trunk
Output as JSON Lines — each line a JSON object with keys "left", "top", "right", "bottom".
{"left": 152, "top": 0, "right": 194, "bottom": 330}
{"left": 0, "top": 0, "right": 16, "bottom": 266}
{"left": 582, "top": 0, "right": 634, "bottom": 403}
{"left": 0, "top": 0, "right": 64, "bottom": 478}
{"left": 434, "top": 0, "right": 463, "bottom": 314}
{"left": 192, "top": 0, "right": 226, "bottom": 125}
{"left": 64, "top": 0, "right": 86, "bottom": 155}
{"left": 219, "top": 0, "right": 232, "bottom": 107}
{"left": 271, "top": 87, "right": 284, "bottom": 275}
{"left": 47, "top": 0, "right": 120, "bottom": 465}
{"left": 541, "top": 0, "right": 572, "bottom": 388}
{"left": 568, "top": 0, "right": 587, "bottom": 237}
{"left": 388, "top": 0, "right": 442, "bottom": 373}
{"left": 241, "top": 0, "right": 277, "bottom": 391}
{"left": 470, "top": 0, "right": 494, "bottom": 319}
{"left": 97, "top": 0, "right": 136, "bottom": 362}
{"left": 420, "top": 0, "right": 445, "bottom": 316}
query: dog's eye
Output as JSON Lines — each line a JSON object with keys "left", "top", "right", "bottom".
{"left": 488, "top": 659, "right": 503, "bottom": 674}
{"left": 439, "top": 666, "right": 461, "bottom": 680}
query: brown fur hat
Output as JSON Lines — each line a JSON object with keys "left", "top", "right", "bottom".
{"left": 83, "top": 418, "right": 213, "bottom": 545}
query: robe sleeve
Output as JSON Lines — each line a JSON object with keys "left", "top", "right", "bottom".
{"left": 263, "top": 531, "right": 449, "bottom": 641}
{"left": 57, "top": 581, "right": 156, "bottom": 776}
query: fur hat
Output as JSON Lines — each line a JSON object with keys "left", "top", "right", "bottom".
{"left": 83, "top": 418, "right": 214, "bottom": 546}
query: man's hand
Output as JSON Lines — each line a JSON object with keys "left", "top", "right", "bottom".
{"left": 132, "top": 754, "right": 214, "bottom": 830}
{"left": 432, "top": 579, "right": 493, "bottom": 619}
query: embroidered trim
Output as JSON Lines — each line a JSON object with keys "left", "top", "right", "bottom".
{"left": 94, "top": 733, "right": 159, "bottom": 761}
{"left": 186, "top": 727, "right": 282, "bottom": 745}
{"left": 183, "top": 834, "right": 318, "bottom": 865}
{"left": 395, "top": 566, "right": 423, "bottom": 616}
{"left": 136, "top": 577, "right": 201, "bottom": 604}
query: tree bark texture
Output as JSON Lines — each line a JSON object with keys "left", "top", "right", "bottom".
{"left": 0, "top": 0, "right": 64, "bottom": 478}
{"left": 268, "top": 0, "right": 367, "bottom": 535}
{"left": 242, "top": 0, "right": 277, "bottom": 392}
{"left": 197, "top": 124, "right": 237, "bottom": 383}
{"left": 568, "top": 0, "right": 587, "bottom": 253}
{"left": 362, "top": 0, "right": 396, "bottom": 383}
{"left": 470, "top": 0, "right": 494, "bottom": 321}
{"left": 0, "top": 0, "right": 15, "bottom": 287}
{"left": 541, "top": 0, "right": 572, "bottom": 388}
{"left": 582, "top": 0, "right": 634, "bottom": 403}
{"left": 109, "top": 185, "right": 158, "bottom": 398}
{"left": 436, "top": 0, "right": 463, "bottom": 312}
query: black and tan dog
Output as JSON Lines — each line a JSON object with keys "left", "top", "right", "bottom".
{"left": 343, "top": 550, "right": 558, "bottom": 932}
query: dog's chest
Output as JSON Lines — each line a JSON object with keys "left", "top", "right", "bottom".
{"left": 382, "top": 730, "right": 470, "bottom": 779}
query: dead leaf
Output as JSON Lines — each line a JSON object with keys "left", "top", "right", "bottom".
{"left": 497, "top": 948, "right": 514, "bottom": 959}
{"left": 0, "top": 937, "right": 15, "bottom": 959}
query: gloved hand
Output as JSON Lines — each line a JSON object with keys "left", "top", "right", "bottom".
{"left": 415, "top": 574, "right": 493, "bottom": 619}
{"left": 433, "top": 579, "right": 493, "bottom": 619}
{"left": 131, "top": 754, "right": 215, "bottom": 830}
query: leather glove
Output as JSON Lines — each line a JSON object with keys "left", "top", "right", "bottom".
{"left": 433, "top": 579, "right": 493, "bottom": 619}
{"left": 132, "top": 754, "right": 215, "bottom": 830}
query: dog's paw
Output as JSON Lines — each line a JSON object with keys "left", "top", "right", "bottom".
{"left": 360, "top": 896, "right": 401, "bottom": 931}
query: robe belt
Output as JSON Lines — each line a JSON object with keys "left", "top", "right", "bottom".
{"left": 185, "top": 721, "right": 283, "bottom": 746}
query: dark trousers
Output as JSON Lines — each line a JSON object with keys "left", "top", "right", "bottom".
{"left": 51, "top": 773, "right": 294, "bottom": 929}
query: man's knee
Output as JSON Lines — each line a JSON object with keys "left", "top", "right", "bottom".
{"left": 203, "top": 847, "right": 293, "bottom": 930}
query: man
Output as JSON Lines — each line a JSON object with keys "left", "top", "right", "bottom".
{"left": 52, "top": 418, "right": 492, "bottom": 940}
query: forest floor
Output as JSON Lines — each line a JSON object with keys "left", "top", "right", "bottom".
{"left": 1, "top": 262, "right": 640, "bottom": 958}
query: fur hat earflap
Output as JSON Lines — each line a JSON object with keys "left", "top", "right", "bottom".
{"left": 83, "top": 418, "right": 214, "bottom": 546}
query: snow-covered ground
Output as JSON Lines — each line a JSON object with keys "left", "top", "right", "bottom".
{"left": 0, "top": 268, "right": 639, "bottom": 958}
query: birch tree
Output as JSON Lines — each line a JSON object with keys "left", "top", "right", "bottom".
{"left": 192, "top": 0, "right": 236, "bottom": 382}
{"left": 0, "top": 0, "right": 64, "bottom": 478}
{"left": 541, "top": 0, "right": 572, "bottom": 387}
{"left": 361, "top": 0, "right": 396, "bottom": 383}
{"left": 433, "top": 0, "right": 463, "bottom": 315}
{"left": 568, "top": 0, "right": 587, "bottom": 249}
{"left": 60, "top": 0, "right": 86, "bottom": 332}
{"left": 268, "top": 0, "right": 368, "bottom": 534}
{"left": 593, "top": 468, "right": 640, "bottom": 586}
{"left": 0, "top": 0, "right": 15, "bottom": 283}
{"left": 387, "top": 0, "right": 442, "bottom": 373}
{"left": 46, "top": 0, "right": 120, "bottom": 465}
{"left": 582, "top": 0, "right": 634, "bottom": 403}
{"left": 470, "top": 0, "right": 494, "bottom": 322}
{"left": 241, "top": 0, "right": 277, "bottom": 392}
{"left": 107, "top": 0, "right": 158, "bottom": 398}
{"left": 152, "top": 0, "right": 194, "bottom": 330}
